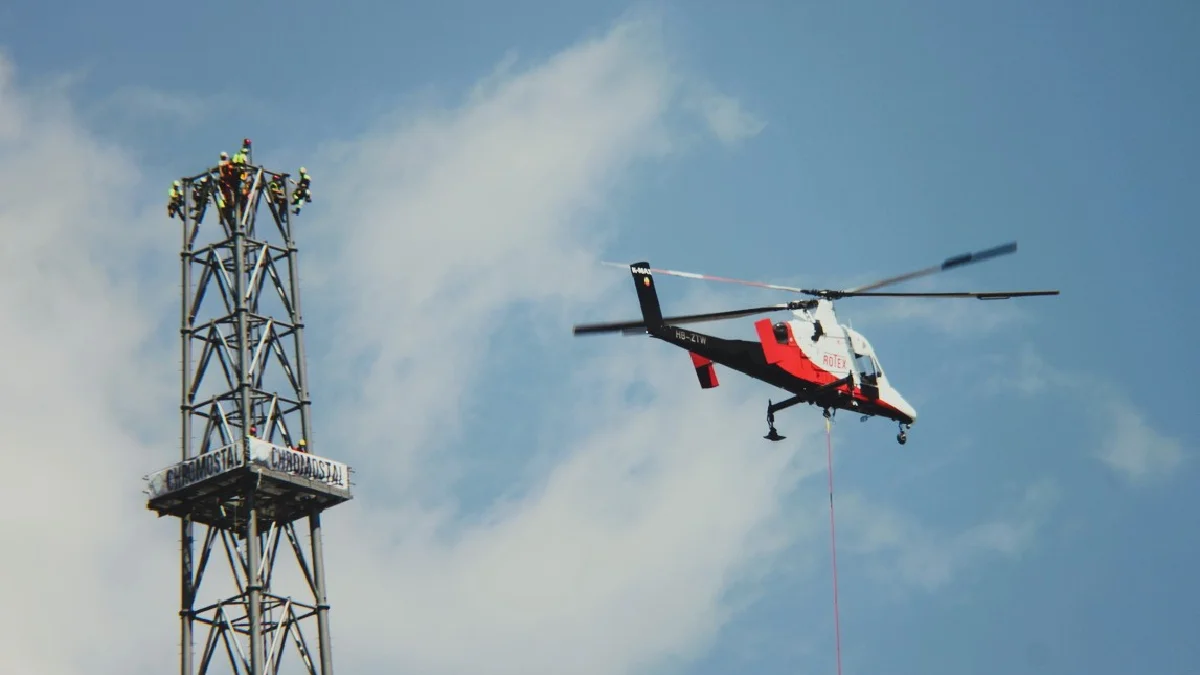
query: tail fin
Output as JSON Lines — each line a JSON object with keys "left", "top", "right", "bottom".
{"left": 689, "top": 352, "right": 720, "bottom": 389}
{"left": 630, "top": 262, "right": 664, "bottom": 328}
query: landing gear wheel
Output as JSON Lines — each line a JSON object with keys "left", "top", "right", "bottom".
{"left": 897, "top": 431, "right": 907, "bottom": 445}
{"left": 823, "top": 407, "right": 831, "bottom": 419}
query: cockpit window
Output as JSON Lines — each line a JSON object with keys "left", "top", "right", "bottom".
{"left": 854, "top": 352, "right": 880, "bottom": 382}
{"left": 847, "top": 328, "right": 883, "bottom": 382}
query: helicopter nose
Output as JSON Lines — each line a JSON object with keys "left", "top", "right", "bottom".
{"left": 891, "top": 391, "right": 917, "bottom": 425}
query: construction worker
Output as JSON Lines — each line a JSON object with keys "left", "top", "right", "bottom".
{"left": 190, "top": 174, "right": 212, "bottom": 219}
{"left": 167, "top": 180, "right": 184, "bottom": 219}
{"left": 217, "top": 152, "right": 239, "bottom": 220}
{"left": 291, "top": 167, "right": 311, "bottom": 214}
{"left": 267, "top": 174, "right": 287, "bottom": 214}
{"left": 232, "top": 142, "right": 256, "bottom": 206}
{"left": 217, "top": 152, "right": 233, "bottom": 191}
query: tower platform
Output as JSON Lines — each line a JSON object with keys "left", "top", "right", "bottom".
{"left": 147, "top": 437, "right": 352, "bottom": 531}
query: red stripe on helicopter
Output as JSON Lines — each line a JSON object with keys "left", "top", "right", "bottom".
{"left": 754, "top": 319, "right": 912, "bottom": 419}
{"left": 754, "top": 319, "right": 842, "bottom": 386}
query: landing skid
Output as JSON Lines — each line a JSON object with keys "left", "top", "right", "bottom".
{"left": 763, "top": 376, "right": 852, "bottom": 442}
{"left": 764, "top": 394, "right": 806, "bottom": 442}
{"left": 764, "top": 393, "right": 912, "bottom": 446}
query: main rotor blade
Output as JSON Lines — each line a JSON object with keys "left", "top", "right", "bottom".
{"left": 843, "top": 241, "right": 1019, "bottom": 294}
{"left": 574, "top": 303, "right": 796, "bottom": 336}
{"left": 600, "top": 261, "right": 809, "bottom": 294}
{"left": 599, "top": 241, "right": 1036, "bottom": 301}
{"left": 836, "top": 289, "right": 1060, "bottom": 300}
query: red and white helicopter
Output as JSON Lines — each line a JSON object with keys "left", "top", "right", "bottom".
{"left": 573, "top": 242, "right": 1059, "bottom": 445}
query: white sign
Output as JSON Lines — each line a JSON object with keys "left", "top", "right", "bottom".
{"left": 146, "top": 438, "right": 350, "bottom": 499}
{"left": 248, "top": 438, "right": 350, "bottom": 492}
{"left": 146, "top": 442, "right": 245, "bottom": 499}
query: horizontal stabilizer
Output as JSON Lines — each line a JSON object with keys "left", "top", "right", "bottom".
{"left": 689, "top": 352, "right": 719, "bottom": 389}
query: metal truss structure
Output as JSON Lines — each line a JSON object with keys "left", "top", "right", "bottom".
{"left": 146, "top": 153, "right": 350, "bottom": 675}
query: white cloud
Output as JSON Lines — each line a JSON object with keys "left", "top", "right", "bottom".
{"left": 99, "top": 85, "right": 212, "bottom": 124}
{"left": 684, "top": 85, "right": 766, "bottom": 147}
{"left": 835, "top": 479, "right": 1059, "bottom": 592}
{"left": 326, "top": 369, "right": 829, "bottom": 675}
{"left": 1096, "top": 401, "right": 1184, "bottom": 484}
{"left": 982, "top": 346, "right": 1186, "bottom": 484}
{"left": 300, "top": 16, "right": 827, "bottom": 673}
{"left": 980, "top": 343, "right": 1063, "bottom": 396}
{"left": 0, "top": 19, "right": 799, "bottom": 675}
{"left": 0, "top": 51, "right": 177, "bottom": 675}
{"left": 308, "top": 15, "right": 751, "bottom": 481}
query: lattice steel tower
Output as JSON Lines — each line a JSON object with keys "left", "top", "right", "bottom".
{"left": 146, "top": 144, "right": 351, "bottom": 675}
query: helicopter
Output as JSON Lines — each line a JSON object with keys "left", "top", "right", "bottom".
{"left": 572, "top": 242, "right": 1059, "bottom": 445}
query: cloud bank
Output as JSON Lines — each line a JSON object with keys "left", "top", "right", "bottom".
{"left": 985, "top": 345, "right": 1187, "bottom": 485}
{"left": 304, "top": 17, "right": 822, "bottom": 673}
{"left": 0, "top": 52, "right": 177, "bottom": 675}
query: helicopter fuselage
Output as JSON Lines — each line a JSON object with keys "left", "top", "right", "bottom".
{"left": 648, "top": 300, "right": 917, "bottom": 426}
{"left": 625, "top": 262, "right": 917, "bottom": 430}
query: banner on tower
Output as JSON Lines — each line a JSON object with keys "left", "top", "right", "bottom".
{"left": 146, "top": 441, "right": 245, "bottom": 499}
{"left": 146, "top": 437, "right": 350, "bottom": 499}
{"left": 248, "top": 437, "right": 350, "bottom": 492}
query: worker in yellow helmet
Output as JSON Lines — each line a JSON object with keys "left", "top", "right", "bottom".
{"left": 267, "top": 174, "right": 287, "bottom": 214}
{"left": 167, "top": 180, "right": 184, "bottom": 219}
{"left": 291, "top": 167, "right": 311, "bottom": 215}
{"left": 191, "top": 174, "right": 220, "bottom": 221}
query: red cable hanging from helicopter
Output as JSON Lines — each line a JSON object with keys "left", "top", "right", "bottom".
{"left": 825, "top": 417, "right": 843, "bottom": 675}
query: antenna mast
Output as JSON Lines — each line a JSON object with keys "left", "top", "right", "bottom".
{"left": 146, "top": 143, "right": 351, "bottom": 675}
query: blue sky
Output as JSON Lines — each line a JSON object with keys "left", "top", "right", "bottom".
{"left": 1, "top": 1, "right": 1197, "bottom": 674}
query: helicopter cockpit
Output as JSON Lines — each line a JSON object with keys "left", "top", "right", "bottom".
{"left": 845, "top": 328, "right": 883, "bottom": 385}
{"left": 854, "top": 352, "right": 881, "bottom": 385}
